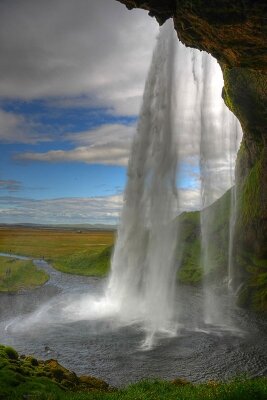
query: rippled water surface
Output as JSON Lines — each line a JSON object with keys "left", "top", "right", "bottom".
{"left": 0, "top": 255, "right": 266, "bottom": 387}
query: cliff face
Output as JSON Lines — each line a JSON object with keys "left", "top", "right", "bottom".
{"left": 118, "top": 1, "right": 266, "bottom": 65}
{"left": 117, "top": 0, "right": 267, "bottom": 311}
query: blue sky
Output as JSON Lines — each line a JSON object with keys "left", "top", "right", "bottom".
{"left": 0, "top": 0, "right": 161, "bottom": 224}
{"left": 1, "top": 99, "right": 134, "bottom": 199}
{"left": 0, "top": 0, "right": 239, "bottom": 225}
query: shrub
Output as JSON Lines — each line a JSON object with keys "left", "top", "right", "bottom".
{"left": 4, "top": 347, "right": 18, "bottom": 360}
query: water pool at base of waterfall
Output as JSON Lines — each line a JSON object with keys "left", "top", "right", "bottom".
{"left": 0, "top": 274, "right": 266, "bottom": 387}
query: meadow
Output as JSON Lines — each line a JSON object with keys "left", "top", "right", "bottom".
{"left": 0, "top": 256, "right": 49, "bottom": 292}
{"left": 0, "top": 227, "right": 115, "bottom": 278}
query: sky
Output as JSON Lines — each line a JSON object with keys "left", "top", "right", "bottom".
{"left": 0, "top": 0, "right": 241, "bottom": 225}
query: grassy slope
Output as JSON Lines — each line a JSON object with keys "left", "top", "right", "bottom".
{"left": 0, "top": 256, "right": 49, "bottom": 292}
{"left": 0, "top": 345, "right": 267, "bottom": 400}
{"left": 0, "top": 228, "right": 114, "bottom": 277}
{"left": 177, "top": 189, "right": 231, "bottom": 285}
{"left": 177, "top": 188, "right": 267, "bottom": 312}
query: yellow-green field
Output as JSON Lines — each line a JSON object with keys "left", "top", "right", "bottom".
{"left": 0, "top": 227, "right": 115, "bottom": 277}
{"left": 0, "top": 256, "right": 49, "bottom": 292}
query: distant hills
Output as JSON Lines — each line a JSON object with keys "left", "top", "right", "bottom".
{"left": 0, "top": 222, "right": 117, "bottom": 231}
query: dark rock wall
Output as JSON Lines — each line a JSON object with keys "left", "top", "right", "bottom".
{"left": 118, "top": 1, "right": 267, "bottom": 67}
{"left": 116, "top": 0, "right": 267, "bottom": 311}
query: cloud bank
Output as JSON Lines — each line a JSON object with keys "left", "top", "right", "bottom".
{"left": 0, "top": 109, "right": 50, "bottom": 144}
{"left": 15, "top": 123, "right": 136, "bottom": 166}
{"left": 0, "top": 186, "right": 203, "bottom": 225}
{"left": 0, "top": 0, "right": 158, "bottom": 116}
{"left": 0, "top": 195, "right": 123, "bottom": 225}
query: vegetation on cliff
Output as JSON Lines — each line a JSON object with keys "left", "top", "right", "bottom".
{"left": 177, "top": 188, "right": 267, "bottom": 313}
{"left": 0, "top": 344, "right": 267, "bottom": 400}
{"left": 178, "top": 189, "right": 231, "bottom": 285}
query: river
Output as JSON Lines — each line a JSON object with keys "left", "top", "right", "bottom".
{"left": 0, "top": 253, "right": 266, "bottom": 387}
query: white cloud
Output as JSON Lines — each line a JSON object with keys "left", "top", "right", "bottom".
{"left": 0, "top": 0, "right": 158, "bottom": 116}
{"left": 179, "top": 188, "right": 201, "bottom": 213}
{"left": 0, "top": 180, "right": 207, "bottom": 226}
{"left": 0, "top": 195, "right": 123, "bottom": 225}
{"left": 14, "top": 123, "right": 136, "bottom": 166}
{"left": 0, "top": 188, "right": 203, "bottom": 225}
{"left": 0, "top": 109, "right": 50, "bottom": 144}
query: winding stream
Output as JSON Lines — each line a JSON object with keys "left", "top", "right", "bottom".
{"left": 0, "top": 252, "right": 266, "bottom": 387}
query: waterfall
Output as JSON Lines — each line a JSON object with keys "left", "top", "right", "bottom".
{"left": 228, "top": 119, "right": 242, "bottom": 291}
{"left": 106, "top": 21, "right": 179, "bottom": 346}
{"left": 103, "top": 21, "right": 242, "bottom": 341}
{"left": 194, "top": 53, "right": 242, "bottom": 325}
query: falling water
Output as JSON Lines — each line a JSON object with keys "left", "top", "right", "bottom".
{"left": 105, "top": 21, "right": 243, "bottom": 338}
{"left": 228, "top": 119, "right": 242, "bottom": 291}
{"left": 105, "top": 21, "right": 179, "bottom": 346}
{"left": 192, "top": 52, "right": 242, "bottom": 326}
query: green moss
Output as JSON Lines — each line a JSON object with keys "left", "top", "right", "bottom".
{"left": 0, "top": 345, "right": 110, "bottom": 399}
{"left": 239, "top": 156, "right": 262, "bottom": 226}
{"left": 4, "top": 347, "right": 19, "bottom": 361}
{"left": 1, "top": 344, "right": 267, "bottom": 399}
{"left": 222, "top": 67, "right": 267, "bottom": 137}
{"left": 236, "top": 249, "right": 267, "bottom": 312}
{"left": 252, "top": 257, "right": 267, "bottom": 268}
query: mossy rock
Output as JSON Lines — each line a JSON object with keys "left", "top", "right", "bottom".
{"left": 0, "top": 344, "right": 111, "bottom": 397}
{"left": 4, "top": 346, "right": 18, "bottom": 360}
{"left": 172, "top": 377, "right": 191, "bottom": 386}
{"left": 24, "top": 356, "right": 39, "bottom": 367}
{"left": 79, "top": 375, "right": 110, "bottom": 391}
{"left": 44, "top": 359, "right": 79, "bottom": 384}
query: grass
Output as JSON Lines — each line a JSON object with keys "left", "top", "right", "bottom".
{"left": 0, "top": 256, "right": 49, "bottom": 292}
{"left": 53, "top": 245, "right": 113, "bottom": 276}
{"left": 177, "top": 189, "right": 231, "bottom": 284}
{"left": 6, "top": 379, "right": 267, "bottom": 400}
{"left": 239, "top": 155, "right": 262, "bottom": 226}
{"left": 0, "top": 227, "right": 115, "bottom": 277}
{"left": 1, "top": 342, "right": 267, "bottom": 400}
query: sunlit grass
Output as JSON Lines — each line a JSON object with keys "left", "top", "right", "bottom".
{"left": 0, "top": 256, "right": 49, "bottom": 292}
{"left": 0, "top": 227, "right": 115, "bottom": 277}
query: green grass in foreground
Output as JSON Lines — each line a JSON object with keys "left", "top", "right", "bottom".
{"left": 1, "top": 345, "right": 267, "bottom": 400}
{"left": 0, "top": 256, "right": 49, "bottom": 292}
{"left": 2, "top": 374, "right": 267, "bottom": 400}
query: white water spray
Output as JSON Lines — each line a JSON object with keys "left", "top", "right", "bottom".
{"left": 191, "top": 52, "right": 242, "bottom": 325}
{"left": 105, "top": 21, "right": 178, "bottom": 345}
{"left": 105, "top": 22, "right": 243, "bottom": 337}
{"left": 227, "top": 119, "right": 242, "bottom": 291}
